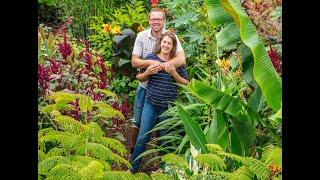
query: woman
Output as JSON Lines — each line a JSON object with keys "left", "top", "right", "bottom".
{"left": 130, "top": 32, "right": 189, "bottom": 173}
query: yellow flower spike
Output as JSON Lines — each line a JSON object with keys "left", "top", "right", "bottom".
{"left": 102, "top": 24, "right": 112, "bottom": 33}
{"left": 111, "top": 26, "right": 121, "bottom": 34}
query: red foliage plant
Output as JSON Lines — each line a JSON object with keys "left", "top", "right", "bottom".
{"left": 267, "top": 42, "right": 282, "bottom": 75}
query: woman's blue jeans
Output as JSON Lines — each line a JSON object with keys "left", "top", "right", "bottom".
{"left": 132, "top": 85, "right": 146, "bottom": 127}
{"left": 130, "top": 99, "right": 168, "bottom": 172}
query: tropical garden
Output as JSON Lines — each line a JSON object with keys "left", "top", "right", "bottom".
{"left": 38, "top": 0, "right": 282, "bottom": 179}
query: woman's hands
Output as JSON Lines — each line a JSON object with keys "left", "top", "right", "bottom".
{"left": 162, "top": 63, "right": 178, "bottom": 76}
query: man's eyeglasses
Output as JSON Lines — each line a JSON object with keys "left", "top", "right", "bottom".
{"left": 150, "top": 18, "right": 164, "bottom": 22}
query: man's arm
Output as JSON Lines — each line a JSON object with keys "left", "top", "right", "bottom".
{"left": 131, "top": 54, "right": 161, "bottom": 69}
{"left": 165, "top": 50, "right": 186, "bottom": 68}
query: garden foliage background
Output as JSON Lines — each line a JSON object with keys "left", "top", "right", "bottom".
{"left": 38, "top": 0, "right": 282, "bottom": 179}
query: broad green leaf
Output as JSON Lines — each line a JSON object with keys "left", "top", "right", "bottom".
{"left": 216, "top": 22, "right": 240, "bottom": 49}
{"left": 239, "top": 43, "right": 255, "bottom": 85}
{"left": 248, "top": 86, "right": 264, "bottom": 112}
{"left": 232, "top": 119, "right": 256, "bottom": 156}
{"left": 186, "top": 79, "right": 259, "bottom": 124}
{"left": 161, "top": 153, "right": 189, "bottom": 171}
{"left": 222, "top": 0, "right": 282, "bottom": 111}
{"left": 177, "top": 104, "right": 208, "bottom": 153}
{"left": 205, "top": 0, "right": 233, "bottom": 27}
{"left": 207, "top": 110, "right": 229, "bottom": 150}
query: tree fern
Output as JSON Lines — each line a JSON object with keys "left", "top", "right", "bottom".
{"left": 195, "top": 154, "right": 226, "bottom": 171}
{"left": 206, "top": 144, "right": 224, "bottom": 153}
{"left": 38, "top": 150, "right": 47, "bottom": 161}
{"left": 48, "top": 91, "right": 78, "bottom": 103}
{"left": 97, "top": 137, "right": 127, "bottom": 156}
{"left": 79, "top": 160, "right": 105, "bottom": 179}
{"left": 102, "top": 171, "right": 136, "bottom": 180}
{"left": 47, "top": 147, "right": 68, "bottom": 157}
{"left": 70, "top": 155, "right": 111, "bottom": 171}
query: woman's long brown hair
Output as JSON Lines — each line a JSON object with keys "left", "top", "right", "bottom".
{"left": 153, "top": 32, "right": 177, "bottom": 59}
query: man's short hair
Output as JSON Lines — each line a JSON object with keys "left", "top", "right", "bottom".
{"left": 148, "top": 8, "right": 166, "bottom": 20}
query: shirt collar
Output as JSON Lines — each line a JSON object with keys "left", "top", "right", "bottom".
{"left": 147, "top": 28, "right": 167, "bottom": 39}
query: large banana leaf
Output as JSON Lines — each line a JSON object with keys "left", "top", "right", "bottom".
{"left": 222, "top": 0, "right": 282, "bottom": 111}
{"left": 216, "top": 22, "right": 240, "bottom": 49}
{"left": 177, "top": 104, "right": 208, "bottom": 153}
{"left": 184, "top": 79, "right": 259, "bottom": 124}
{"left": 239, "top": 43, "right": 255, "bottom": 86}
{"left": 205, "top": 0, "right": 282, "bottom": 111}
{"left": 205, "top": 0, "right": 233, "bottom": 27}
{"left": 231, "top": 119, "right": 256, "bottom": 156}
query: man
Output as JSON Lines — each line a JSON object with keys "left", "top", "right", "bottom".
{"left": 131, "top": 8, "right": 186, "bottom": 129}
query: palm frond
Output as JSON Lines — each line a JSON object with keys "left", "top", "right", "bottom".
{"left": 195, "top": 154, "right": 226, "bottom": 171}
{"left": 46, "top": 147, "right": 68, "bottom": 157}
{"left": 70, "top": 155, "right": 111, "bottom": 171}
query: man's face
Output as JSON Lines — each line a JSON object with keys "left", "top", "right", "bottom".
{"left": 148, "top": 11, "right": 165, "bottom": 33}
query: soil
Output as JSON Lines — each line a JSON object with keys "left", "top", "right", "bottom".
{"left": 107, "top": 123, "right": 161, "bottom": 174}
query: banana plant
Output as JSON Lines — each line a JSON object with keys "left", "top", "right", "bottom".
{"left": 205, "top": 0, "right": 282, "bottom": 111}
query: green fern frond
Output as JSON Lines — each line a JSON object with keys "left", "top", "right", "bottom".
{"left": 39, "top": 131, "right": 85, "bottom": 150}
{"left": 229, "top": 166, "right": 254, "bottom": 180}
{"left": 78, "top": 94, "right": 93, "bottom": 113}
{"left": 53, "top": 116, "right": 85, "bottom": 134}
{"left": 38, "top": 156, "right": 70, "bottom": 174}
{"left": 195, "top": 154, "right": 226, "bottom": 171}
{"left": 83, "top": 122, "right": 104, "bottom": 140}
{"left": 189, "top": 173, "right": 226, "bottom": 180}
{"left": 38, "top": 128, "right": 54, "bottom": 139}
{"left": 135, "top": 172, "right": 152, "bottom": 180}
{"left": 150, "top": 172, "right": 171, "bottom": 180}
{"left": 218, "top": 151, "right": 245, "bottom": 162}
{"left": 70, "top": 155, "right": 111, "bottom": 171}
{"left": 261, "top": 145, "right": 282, "bottom": 169}
{"left": 79, "top": 160, "right": 105, "bottom": 179}
{"left": 46, "top": 163, "right": 81, "bottom": 180}
{"left": 41, "top": 104, "right": 56, "bottom": 114}
{"left": 46, "top": 147, "right": 68, "bottom": 157}
{"left": 243, "top": 157, "right": 270, "bottom": 180}
{"left": 86, "top": 143, "right": 131, "bottom": 168}
{"left": 161, "top": 153, "right": 189, "bottom": 170}
{"left": 206, "top": 144, "right": 224, "bottom": 153}
{"left": 38, "top": 150, "right": 47, "bottom": 162}
{"left": 102, "top": 171, "right": 136, "bottom": 180}
{"left": 95, "top": 89, "right": 118, "bottom": 100}
{"left": 97, "top": 137, "right": 127, "bottom": 156}
{"left": 55, "top": 98, "right": 72, "bottom": 111}
{"left": 94, "top": 102, "right": 125, "bottom": 120}
{"left": 48, "top": 92, "right": 78, "bottom": 102}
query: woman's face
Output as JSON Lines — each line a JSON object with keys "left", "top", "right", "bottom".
{"left": 160, "top": 36, "right": 173, "bottom": 55}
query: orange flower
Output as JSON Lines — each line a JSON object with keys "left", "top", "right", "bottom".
{"left": 216, "top": 59, "right": 231, "bottom": 72}
{"left": 111, "top": 26, "right": 121, "bottom": 34}
{"left": 102, "top": 24, "right": 112, "bottom": 33}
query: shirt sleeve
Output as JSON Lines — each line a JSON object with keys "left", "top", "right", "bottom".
{"left": 177, "top": 67, "right": 189, "bottom": 80}
{"left": 132, "top": 32, "right": 143, "bottom": 57}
